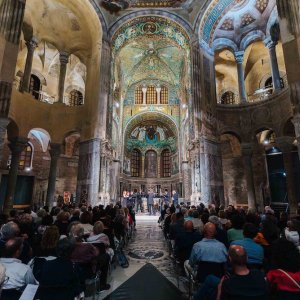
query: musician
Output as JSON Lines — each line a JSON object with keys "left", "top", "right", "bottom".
{"left": 135, "top": 189, "right": 143, "bottom": 213}
{"left": 147, "top": 189, "right": 155, "bottom": 215}
{"left": 172, "top": 190, "right": 179, "bottom": 207}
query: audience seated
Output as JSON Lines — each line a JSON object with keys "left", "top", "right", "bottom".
{"left": 0, "top": 237, "right": 36, "bottom": 299}
{"left": 227, "top": 214, "right": 245, "bottom": 243}
{"left": 231, "top": 222, "right": 264, "bottom": 268}
{"left": 267, "top": 238, "right": 300, "bottom": 299}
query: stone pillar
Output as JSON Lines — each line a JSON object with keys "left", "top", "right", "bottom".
{"left": 0, "top": 0, "right": 26, "bottom": 117}
{"left": 235, "top": 51, "right": 247, "bottom": 103}
{"left": 142, "top": 86, "right": 147, "bottom": 104}
{"left": 264, "top": 37, "right": 282, "bottom": 91}
{"left": 200, "top": 137, "right": 224, "bottom": 206}
{"left": 20, "top": 37, "right": 38, "bottom": 92}
{"left": 292, "top": 114, "right": 300, "bottom": 160}
{"left": 76, "top": 139, "right": 101, "bottom": 206}
{"left": 98, "top": 38, "right": 111, "bottom": 140}
{"left": 3, "top": 137, "right": 28, "bottom": 214}
{"left": 57, "top": 51, "right": 69, "bottom": 103}
{"left": 182, "top": 161, "right": 191, "bottom": 201}
{"left": 0, "top": 118, "right": 9, "bottom": 162}
{"left": 110, "top": 160, "right": 121, "bottom": 202}
{"left": 241, "top": 143, "right": 256, "bottom": 209}
{"left": 46, "top": 143, "right": 61, "bottom": 207}
{"left": 276, "top": 136, "right": 298, "bottom": 216}
{"left": 157, "top": 155, "right": 161, "bottom": 178}
{"left": 156, "top": 87, "right": 161, "bottom": 104}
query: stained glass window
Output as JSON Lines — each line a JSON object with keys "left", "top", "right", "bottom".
{"left": 221, "top": 91, "right": 235, "bottom": 104}
{"left": 161, "top": 149, "right": 171, "bottom": 177}
{"left": 131, "top": 149, "right": 141, "bottom": 177}
{"left": 69, "top": 90, "right": 83, "bottom": 106}
{"left": 19, "top": 144, "right": 32, "bottom": 170}
{"left": 160, "top": 86, "right": 168, "bottom": 104}
{"left": 135, "top": 86, "right": 143, "bottom": 104}
{"left": 146, "top": 85, "right": 157, "bottom": 104}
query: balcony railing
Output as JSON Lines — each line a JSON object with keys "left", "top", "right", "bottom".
{"left": 218, "top": 75, "right": 289, "bottom": 105}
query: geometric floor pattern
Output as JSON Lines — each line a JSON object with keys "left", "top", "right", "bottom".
{"left": 96, "top": 214, "right": 189, "bottom": 299}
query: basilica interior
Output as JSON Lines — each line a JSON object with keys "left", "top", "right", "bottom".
{"left": 0, "top": 0, "right": 300, "bottom": 215}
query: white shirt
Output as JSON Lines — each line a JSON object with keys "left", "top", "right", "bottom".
{"left": 0, "top": 258, "right": 37, "bottom": 289}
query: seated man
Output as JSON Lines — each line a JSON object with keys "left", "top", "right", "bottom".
{"left": 185, "top": 222, "right": 227, "bottom": 277}
{"left": 231, "top": 223, "right": 264, "bottom": 267}
{"left": 174, "top": 221, "right": 202, "bottom": 264}
{"left": 0, "top": 238, "right": 36, "bottom": 293}
{"left": 217, "top": 245, "right": 267, "bottom": 299}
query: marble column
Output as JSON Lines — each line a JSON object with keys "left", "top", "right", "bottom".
{"left": 276, "top": 136, "right": 298, "bottom": 216}
{"left": 264, "top": 37, "right": 282, "bottom": 91}
{"left": 76, "top": 139, "right": 101, "bottom": 206}
{"left": 3, "top": 137, "right": 28, "bottom": 214}
{"left": 0, "top": 0, "right": 26, "bottom": 117}
{"left": 142, "top": 86, "right": 147, "bottom": 104}
{"left": 57, "top": 51, "right": 69, "bottom": 103}
{"left": 235, "top": 51, "right": 247, "bottom": 103}
{"left": 292, "top": 114, "right": 300, "bottom": 160}
{"left": 156, "top": 87, "right": 161, "bottom": 104}
{"left": 241, "top": 143, "right": 256, "bottom": 209}
{"left": 21, "top": 37, "right": 38, "bottom": 92}
{"left": 46, "top": 143, "right": 61, "bottom": 207}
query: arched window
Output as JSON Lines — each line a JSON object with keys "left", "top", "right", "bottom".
{"left": 131, "top": 149, "right": 141, "bottom": 177}
{"left": 145, "top": 150, "right": 157, "bottom": 178}
{"left": 146, "top": 85, "right": 157, "bottom": 104}
{"left": 29, "top": 74, "right": 41, "bottom": 100}
{"left": 221, "top": 91, "right": 236, "bottom": 104}
{"left": 160, "top": 86, "right": 168, "bottom": 104}
{"left": 69, "top": 90, "right": 83, "bottom": 106}
{"left": 135, "top": 86, "right": 143, "bottom": 104}
{"left": 19, "top": 144, "right": 33, "bottom": 170}
{"left": 161, "top": 149, "right": 171, "bottom": 178}
{"left": 265, "top": 77, "right": 285, "bottom": 94}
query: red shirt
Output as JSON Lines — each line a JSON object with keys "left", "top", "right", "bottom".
{"left": 267, "top": 269, "right": 300, "bottom": 293}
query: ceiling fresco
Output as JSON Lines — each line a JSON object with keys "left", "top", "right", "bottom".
{"left": 199, "top": 0, "right": 276, "bottom": 49}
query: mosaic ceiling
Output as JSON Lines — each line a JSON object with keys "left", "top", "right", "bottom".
{"left": 200, "top": 0, "right": 276, "bottom": 49}
{"left": 113, "top": 17, "right": 189, "bottom": 91}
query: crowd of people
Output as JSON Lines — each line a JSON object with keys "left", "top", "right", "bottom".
{"left": 0, "top": 203, "right": 136, "bottom": 300}
{"left": 160, "top": 203, "right": 300, "bottom": 299}
{"left": 0, "top": 199, "right": 299, "bottom": 299}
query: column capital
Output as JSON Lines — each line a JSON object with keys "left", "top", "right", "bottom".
{"left": 234, "top": 51, "right": 245, "bottom": 64}
{"left": 25, "top": 37, "right": 39, "bottom": 52}
{"left": 264, "top": 36, "right": 278, "bottom": 50}
{"left": 8, "top": 137, "right": 28, "bottom": 154}
{"left": 241, "top": 143, "right": 254, "bottom": 156}
{"left": 59, "top": 51, "right": 70, "bottom": 65}
{"left": 49, "top": 143, "right": 61, "bottom": 158}
{"left": 275, "top": 136, "right": 295, "bottom": 152}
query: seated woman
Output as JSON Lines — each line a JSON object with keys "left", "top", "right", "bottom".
{"left": 267, "top": 238, "right": 300, "bottom": 299}
{"left": 34, "top": 238, "right": 82, "bottom": 300}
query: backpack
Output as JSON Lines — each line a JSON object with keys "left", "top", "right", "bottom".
{"left": 116, "top": 249, "right": 129, "bottom": 268}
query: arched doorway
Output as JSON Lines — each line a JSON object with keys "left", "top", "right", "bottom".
{"left": 145, "top": 150, "right": 157, "bottom": 178}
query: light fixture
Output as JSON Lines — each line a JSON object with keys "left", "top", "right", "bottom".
{"left": 25, "top": 167, "right": 32, "bottom": 172}
{"left": 115, "top": 102, "right": 120, "bottom": 108}
{"left": 182, "top": 104, "right": 187, "bottom": 109}
{"left": 263, "top": 140, "right": 269, "bottom": 145}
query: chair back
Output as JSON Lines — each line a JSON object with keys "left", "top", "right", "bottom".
{"left": 196, "top": 261, "right": 225, "bottom": 282}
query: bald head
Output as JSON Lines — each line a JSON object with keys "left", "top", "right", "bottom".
{"left": 229, "top": 245, "right": 247, "bottom": 266}
{"left": 203, "top": 222, "right": 216, "bottom": 239}
{"left": 184, "top": 220, "right": 194, "bottom": 232}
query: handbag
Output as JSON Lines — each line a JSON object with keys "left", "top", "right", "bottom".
{"left": 278, "top": 269, "right": 300, "bottom": 290}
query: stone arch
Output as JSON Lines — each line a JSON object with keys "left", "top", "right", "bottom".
{"left": 240, "top": 30, "right": 266, "bottom": 51}
{"left": 28, "top": 128, "right": 51, "bottom": 152}
{"left": 212, "top": 38, "right": 239, "bottom": 53}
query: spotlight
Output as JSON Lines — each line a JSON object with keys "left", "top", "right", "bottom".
{"left": 115, "top": 102, "right": 120, "bottom": 108}
{"left": 263, "top": 140, "right": 269, "bottom": 145}
{"left": 182, "top": 104, "right": 187, "bottom": 109}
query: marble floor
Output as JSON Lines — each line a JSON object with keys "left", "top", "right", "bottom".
{"left": 93, "top": 214, "right": 189, "bottom": 300}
